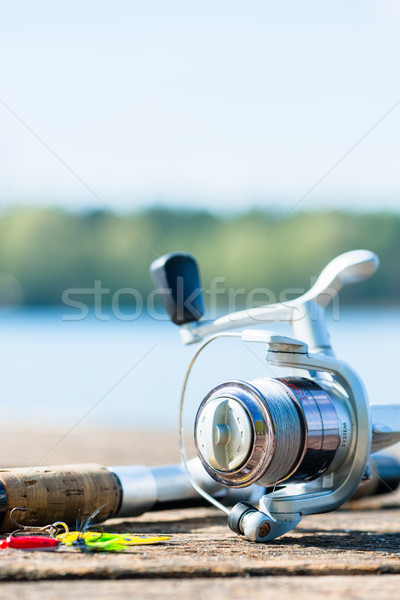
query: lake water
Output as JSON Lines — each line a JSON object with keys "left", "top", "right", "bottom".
{"left": 0, "top": 307, "right": 398, "bottom": 431}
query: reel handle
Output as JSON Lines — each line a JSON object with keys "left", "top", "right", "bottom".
{"left": 150, "top": 252, "right": 204, "bottom": 325}
{"left": 177, "top": 249, "right": 379, "bottom": 344}
{"left": 300, "top": 249, "right": 379, "bottom": 307}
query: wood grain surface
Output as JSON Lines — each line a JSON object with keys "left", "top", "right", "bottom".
{"left": 0, "top": 427, "right": 399, "bottom": 599}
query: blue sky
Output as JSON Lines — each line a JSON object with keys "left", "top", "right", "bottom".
{"left": 0, "top": 0, "right": 399, "bottom": 213}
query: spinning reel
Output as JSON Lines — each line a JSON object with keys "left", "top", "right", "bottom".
{"left": 151, "top": 249, "right": 400, "bottom": 542}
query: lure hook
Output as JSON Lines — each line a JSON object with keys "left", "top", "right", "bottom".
{"left": 9, "top": 507, "right": 69, "bottom": 539}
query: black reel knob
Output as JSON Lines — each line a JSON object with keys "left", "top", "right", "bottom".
{"left": 150, "top": 252, "right": 204, "bottom": 325}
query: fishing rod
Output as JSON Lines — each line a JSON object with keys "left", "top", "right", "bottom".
{"left": 0, "top": 249, "right": 400, "bottom": 540}
{"left": 0, "top": 458, "right": 264, "bottom": 532}
{"left": 0, "top": 453, "right": 397, "bottom": 533}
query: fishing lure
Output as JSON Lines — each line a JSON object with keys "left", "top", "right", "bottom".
{"left": 59, "top": 506, "right": 170, "bottom": 553}
{"left": 0, "top": 535, "right": 60, "bottom": 551}
{"left": 0, "top": 508, "right": 67, "bottom": 551}
{"left": 2, "top": 507, "right": 169, "bottom": 553}
{"left": 58, "top": 531, "right": 170, "bottom": 547}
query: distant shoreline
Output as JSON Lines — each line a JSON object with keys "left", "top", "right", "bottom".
{"left": 0, "top": 207, "right": 399, "bottom": 307}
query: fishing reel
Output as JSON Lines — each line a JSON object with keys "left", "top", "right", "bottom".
{"left": 151, "top": 249, "right": 400, "bottom": 542}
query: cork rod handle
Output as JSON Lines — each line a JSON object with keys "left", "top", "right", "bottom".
{"left": 0, "top": 463, "right": 121, "bottom": 533}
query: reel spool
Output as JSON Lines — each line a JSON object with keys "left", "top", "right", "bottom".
{"left": 195, "top": 376, "right": 351, "bottom": 489}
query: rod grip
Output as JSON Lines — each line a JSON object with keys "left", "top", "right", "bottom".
{"left": 0, "top": 463, "right": 121, "bottom": 533}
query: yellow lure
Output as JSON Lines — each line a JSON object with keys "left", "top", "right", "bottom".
{"left": 58, "top": 531, "right": 170, "bottom": 547}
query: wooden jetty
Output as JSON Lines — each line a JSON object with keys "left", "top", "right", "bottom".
{"left": 0, "top": 427, "right": 399, "bottom": 599}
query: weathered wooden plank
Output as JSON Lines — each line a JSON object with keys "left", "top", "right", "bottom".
{"left": 1, "top": 576, "right": 400, "bottom": 600}
{"left": 1, "top": 505, "right": 400, "bottom": 580}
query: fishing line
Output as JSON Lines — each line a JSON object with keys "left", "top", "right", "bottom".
{"left": 179, "top": 332, "right": 243, "bottom": 516}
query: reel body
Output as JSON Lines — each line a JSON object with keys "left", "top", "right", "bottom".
{"left": 151, "top": 249, "right": 400, "bottom": 542}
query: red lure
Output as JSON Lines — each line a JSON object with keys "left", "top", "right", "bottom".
{"left": 0, "top": 535, "right": 60, "bottom": 550}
